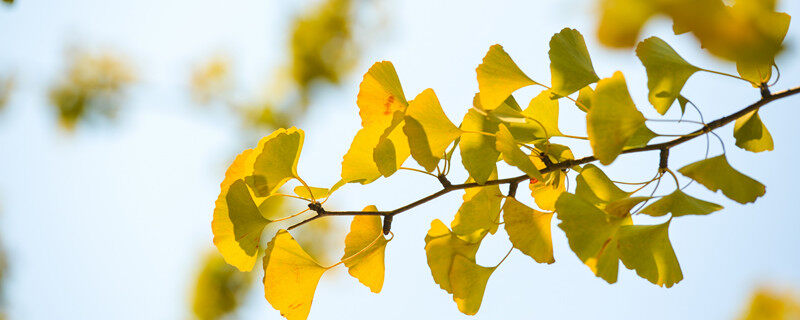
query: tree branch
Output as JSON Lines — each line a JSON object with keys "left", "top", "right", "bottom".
{"left": 288, "top": 85, "right": 800, "bottom": 232}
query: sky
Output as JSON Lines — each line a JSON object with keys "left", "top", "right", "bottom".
{"left": 1, "top": 0, "right": 800, "bottom": 319}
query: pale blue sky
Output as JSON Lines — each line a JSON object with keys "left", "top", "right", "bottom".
{"left": 1, "top": 0, "right": 799, "bottom": 319}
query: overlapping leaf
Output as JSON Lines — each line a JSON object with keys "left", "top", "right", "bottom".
{"left": 586, "top": 72, "right": 646, "bottom": 165}
{"left": 250, "top": 127, "right": 305, "bottom": 197}
{"left": 549, "top": 28, "right": 599, "bottom": 97}
{"left": 575, "top": 164, "right": 631, "bottom": 208}
{"left": 617, "top": 221, "right": 683, "bottom": 288}
{"left": 636, "top": 37, "right": 700, "bottom": 115}
{"left": 522, "top": 90, "right": 562, "bottom": 138}
{"left": 476, "top": 44, "right": 537, "bottom": 110}
{"left": 263, "top": 230, "right": 327, "bottom": 320}
{"left": 450, "top": 255, "right": 496, "bottom": 315}
{"left": 734, "top": 110, "right": 774, "bottom": 153}
{"left": 403, "top": 89, "right": 462, "bottom": 172}
{"left": 678, "top": 155, "right": 765, "bottom": 204}
{"left": 343, "top": 207, "right": 390, "bottom": 293}
{"left": 459, "top": 109, "right": 501, "bottom": 184}
{"left": 503, "top": 198, "right": 554, "bottom": 264}
{"left": 641, "top": 189, "right": 723, "bottom": 217}
{"left": 495, "top": 124, "right": 542, "bottom": 180}
{"left": 424, "top": 219, "right": 481, "bottom": 293}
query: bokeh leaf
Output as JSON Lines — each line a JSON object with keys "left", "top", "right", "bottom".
{"left": 503, "top": 198, "right": 554, "bottom": 264}
{"left": 343, "top": 207, "right": 390, "bottom": 293}
{"left": 678, "top": 155, "right": 766, "bottom": 204}
{"left": 263, "top": 230, "right": 327, "bottom": 320}
{"left": 734, "top": 110, "right": 774, "bottom": 153}
{"left": 403, "top": 88, "right": 462, "bottom": 172}
{"left": 586, "top": 71, "right": 645, "bottom": 165}
{"left": 640, "top": 189, "right": 723, "bottom": 217}
{"left": 617, "top": 221, "right": 683, "bottom": 288}
{"left": 476, "top": 44, "right": 537, "bottom": 110}
{"left": 549, "top": 28, "right": 599, "bottom": 97}
{"left": 636, "top": 37, "right": 700, "bottom": 114}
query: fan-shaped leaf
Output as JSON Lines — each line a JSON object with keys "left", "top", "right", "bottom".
{"left": 403, "top": 88, "right": 462, "bottom": 172}
{"left": 476, "top": 44, "right": 537, "bottom": 110}
{"left": 640, "top": 189, "right": 723, "bottom": 217}
{"left": 250, "top": 127, "right": 305, "bottom": 197}
{"left": 734, "top": 110, "right": 774, "bottom": 153}
{"left": 575, "top": 164, "right": 631, "bottom": 207}
{"left": 586, "top": 71, "right": 645, "bottom": 165}
{"left": 424, "top": 219, "right": 481, "bottom": 293}
{"left": 503, "top": 198, "right": 554, "bottom": 264}
{"left": 549, "top": 28, "right": 600, "bottom": 97}
{"left": 678, "top": 155, "right": 766, "bottom": 204}
{"left": 522, "top": 90, "right": 562, "bottom": 137}
{"left": 452, "top": 176, "right": 503, "bottom": 241}
{"left": 263, "top": 230, "right": 327, "bottom": 320}
{"left": 459, "top": 109, "right": 500, "bottom": 184}
{"left": 617, "top": 221, "right": 683, "bottom": 288}
{"left": 495, "top": 124, "right": 542, "bottom": 180}
{"left": 343, "top": 207, "right": 390, "bottom": 293}
{"left": 636, "top": 37, "right": 700, "bottom": 115}
{"left": 450, "top": 255, "right": 496, "bottom": 316}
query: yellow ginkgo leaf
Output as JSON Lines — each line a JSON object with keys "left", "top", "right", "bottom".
{"left": 529, "top": 171, "right": 566, "bottom": 212}
{"left": 424, "top": 219, "right": 481, "bottom": 293}
{"left": 403, "top": 88, "right": 462, "bottom": 172}
{"left": 556, "top": 193, "right": 631, "bottom": 284}
{"left": 356, "top": 61, "right": 408, "bottom": 128}
{"left": 293, "top": 186, "right": 330, "bottom": 200}
{"left": 549, "top": 28, "right": 600, "bottom": 97}
{"left": 450, "top": 255, "right": 496, "bottom": 316}
{"left": 623, "top": 124, "right": 658, "bottom": 150}
{"left": 734, "top": 110, "right": 774, "bottom": 153}
{"left": 678, "top": 155, "right": 766, "bottom": 204}
{"left": 522, "top": 90, "right": 562, "bottom": 138}
{"left": 617, "top": 221, "right": 683, "bottom": 288}
{"left": 213, "top": 147, "right": 270, "bottom": 272}
{"left": 503, "top": 198, "right": 554, "bottom": 264}
{"left": 451, "top": 177, "right": 503, "bottom": 241}
{"left": 250, "top": 127, "right": 305, "bottom": 197}
{"left": 576, "top": 86, "right": 594, "bottom": 112}
{"left": 263, "top": 230, "right": 327, "bottom": 320}
{"left": 476, "top": 44, "right": 538, "bottom": 110}
{"left": 604, "top": 196, "right": 651, "bottom": 218}
{"left": 341, "top": 126, "right": 385, "bottom": 184}
{"left": 372, "top": 113, "right": 411, "bottom": 177}
{"left": 575, "top": 164, "right": 631, "bottom": 208}
{"left": 640, "top": 189, "right": 723, "bottom": 217}
{"left": 486, "top": 95, "right": 547, "bottom": 143}
{"left": 733, "top": 0, "right": 790, "bottom": 84}
{"left": 343, "top": 207, "right": 390, "bottom": 293}
{"left": 459, "top": 109, "right": 500, "bottom": 184}
{"left": 636, "top": 37, "right": 700, "bottom": 115}
{"left": 586, "top": 71, "right": 646, "bottom": 165}
{"left": 495, "top": 124, "right": 542, "bottom": 180}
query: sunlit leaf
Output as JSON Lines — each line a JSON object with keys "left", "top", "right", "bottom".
{"left": 424, "top": 219, "right": 481, "bottom": 293}
{"left": 617, "top": 220, "right": 683, "bottom": 288}
{"left": 450, "top": 255, "right": 496, "bottom": 316}
{"left": 556, "top": 193, "right": 631, "bottom": 283}
{"left": 549, "top": 28, "right": 599, "bottom": 97}
{"left": 487, "top": 95, "right": 547, "bottom": 143}
{"left": 522, "top": 90, "right": 562, "bottom": 137}
{"left": 636, "top": 37, "right": 700, "bottom": 115}
{"left": 503, "top": 198, "right": 554, "bottom": 264}
{"left": 623, "top": 124, "right": 658, "bottom": 149}
{"left": 476, "top": 44, "right": 537, "bottom": 110}
{"left": 452, "top": 177, "right": 503, "bottom": 241}
{"left": 356, "top": 61, "right": 408, "bottom": 127}
{"left": 605, "top": 196, "right": 651, "bottom": 218}
{"left": 403, "top": 88, "right": 462, "bottom": 172}
{"left": 597, "top": 0, "right": 654, "bottom": 48}
{"left": 734, "top": 110, "right": 774, "bottom": 153}
{"left": 250, "top": 127, "right": 305, "bottom": 197}
{"left": 575, "top": 164, "right": 631, "bottom": 208}
{"left": 263, "top": 230, "right": 327, "bottom": 320}
{"left": 293, "top": 186, "right": 330, "bottom": 200}
{"left": 372, "top": 113, "right": 411, "bottom": 177}
{"left": 495, "top": 124, "right": 542, "bottom": 180}
{"left": 459, "top": 109, "right": 500, "bottom": 184}
{"left": 586, "top": 71, "right": 646, "bottom": 165}
{"left": 530, "top": 171, "right": 566, "bottom": 212}
{"left": 678, "top": 155, "right": 765, "bottom": 204}
{"left": 640, "top": 189, "right": 723, "bottom": 217}
{"left": 576, "top": 86, "right": 594, "bottom": 112}
{"left": 343, "top": 207, "right": 390, "bottom": 293}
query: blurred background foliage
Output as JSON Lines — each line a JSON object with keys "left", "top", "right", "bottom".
{"left": 738, "top": 287, "right": 800, "bottom": 320}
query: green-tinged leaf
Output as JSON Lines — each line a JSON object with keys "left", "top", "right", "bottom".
{"left": 556, "top": 193, "right": 631, "bottom": 283}
{"left": 191, "top": 253, "right": 253, "bottom": 320}
{"left": 476, "top": 44, "right": 537, "bottom": 110}
{"left": 452, "top": 177, "right": 503, "bottom": 241}
{"left": 575, "top": 164, "right": 631, "bottom": 207}
{"left": 597, "top": 0, "right": 654, "bottom": 48}
{"left": 549, "top": 28, "right": 600, "bottom": 97}
{"left": 737, "top": 62, "right": 774, "bottom": 86}
{"left": 733, "top": 0, "right": 790, "bottom": 85}
{"left": 213, "top": 147, "right": 269, "bottom": 271}
{"left": 734, "top": 110, "right": 774, "bottom": 153}
{"left": 250, "top": 127, "right": 304, "bottom": 197}
{"left": 617, "top": 221, "right": 683, "bottom": 288}
{"left": 640, "top": 189, "right": 723, "bottom": 217}
{"left": 576, "top": 86, "right": 594, "bottom": 112}
{"left": 636, "top": 37, "right": 700, "bottom": 115}
{"left": 403, "top": 88, "right": 462, "bottom": 172}
{"left": 425, "top": 219, "right": 481, "bottom": 293}
{"left": 450, "top": 255, "right": 496, "bottom": 316}
{"left": 343, "top": 207, "right": 390, "bottom": 293}
{"left": 293, "top": 186, "right": 330, "bottom": 200}
{"left": 677, "top": 95, "right": 689, "bottom": 115}
{"left": 495, "top": 124, "right": 542, "bottom": 180}
{"left": 678, "top": 155, "right": 766, "bottom": 204}
{"left": 487, "top": 95, "right": 547, "bottom": 143}
{"left": 605, "top": 196, "right": 651, "bottom": 218}
{"left": 586, "top": 71, "right": 646, "bottom": 165}
{"left": 263, "top": 230, "right": 327, "bottom": 320}
{"left": 522, "top": 90, "right": 562, "bottom": 137}
{"left": 623, "top": 124, "right": 657, "bottom": 149}
{"left": 503, "top": 198, "right": 554, "bottom": 264}
{"left": 459, "top": 109, "right": 500, "bottom": 184}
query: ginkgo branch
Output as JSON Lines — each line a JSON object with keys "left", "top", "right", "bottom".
{"left": 289, "top": 85, "right": 800, "bottom": 233}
